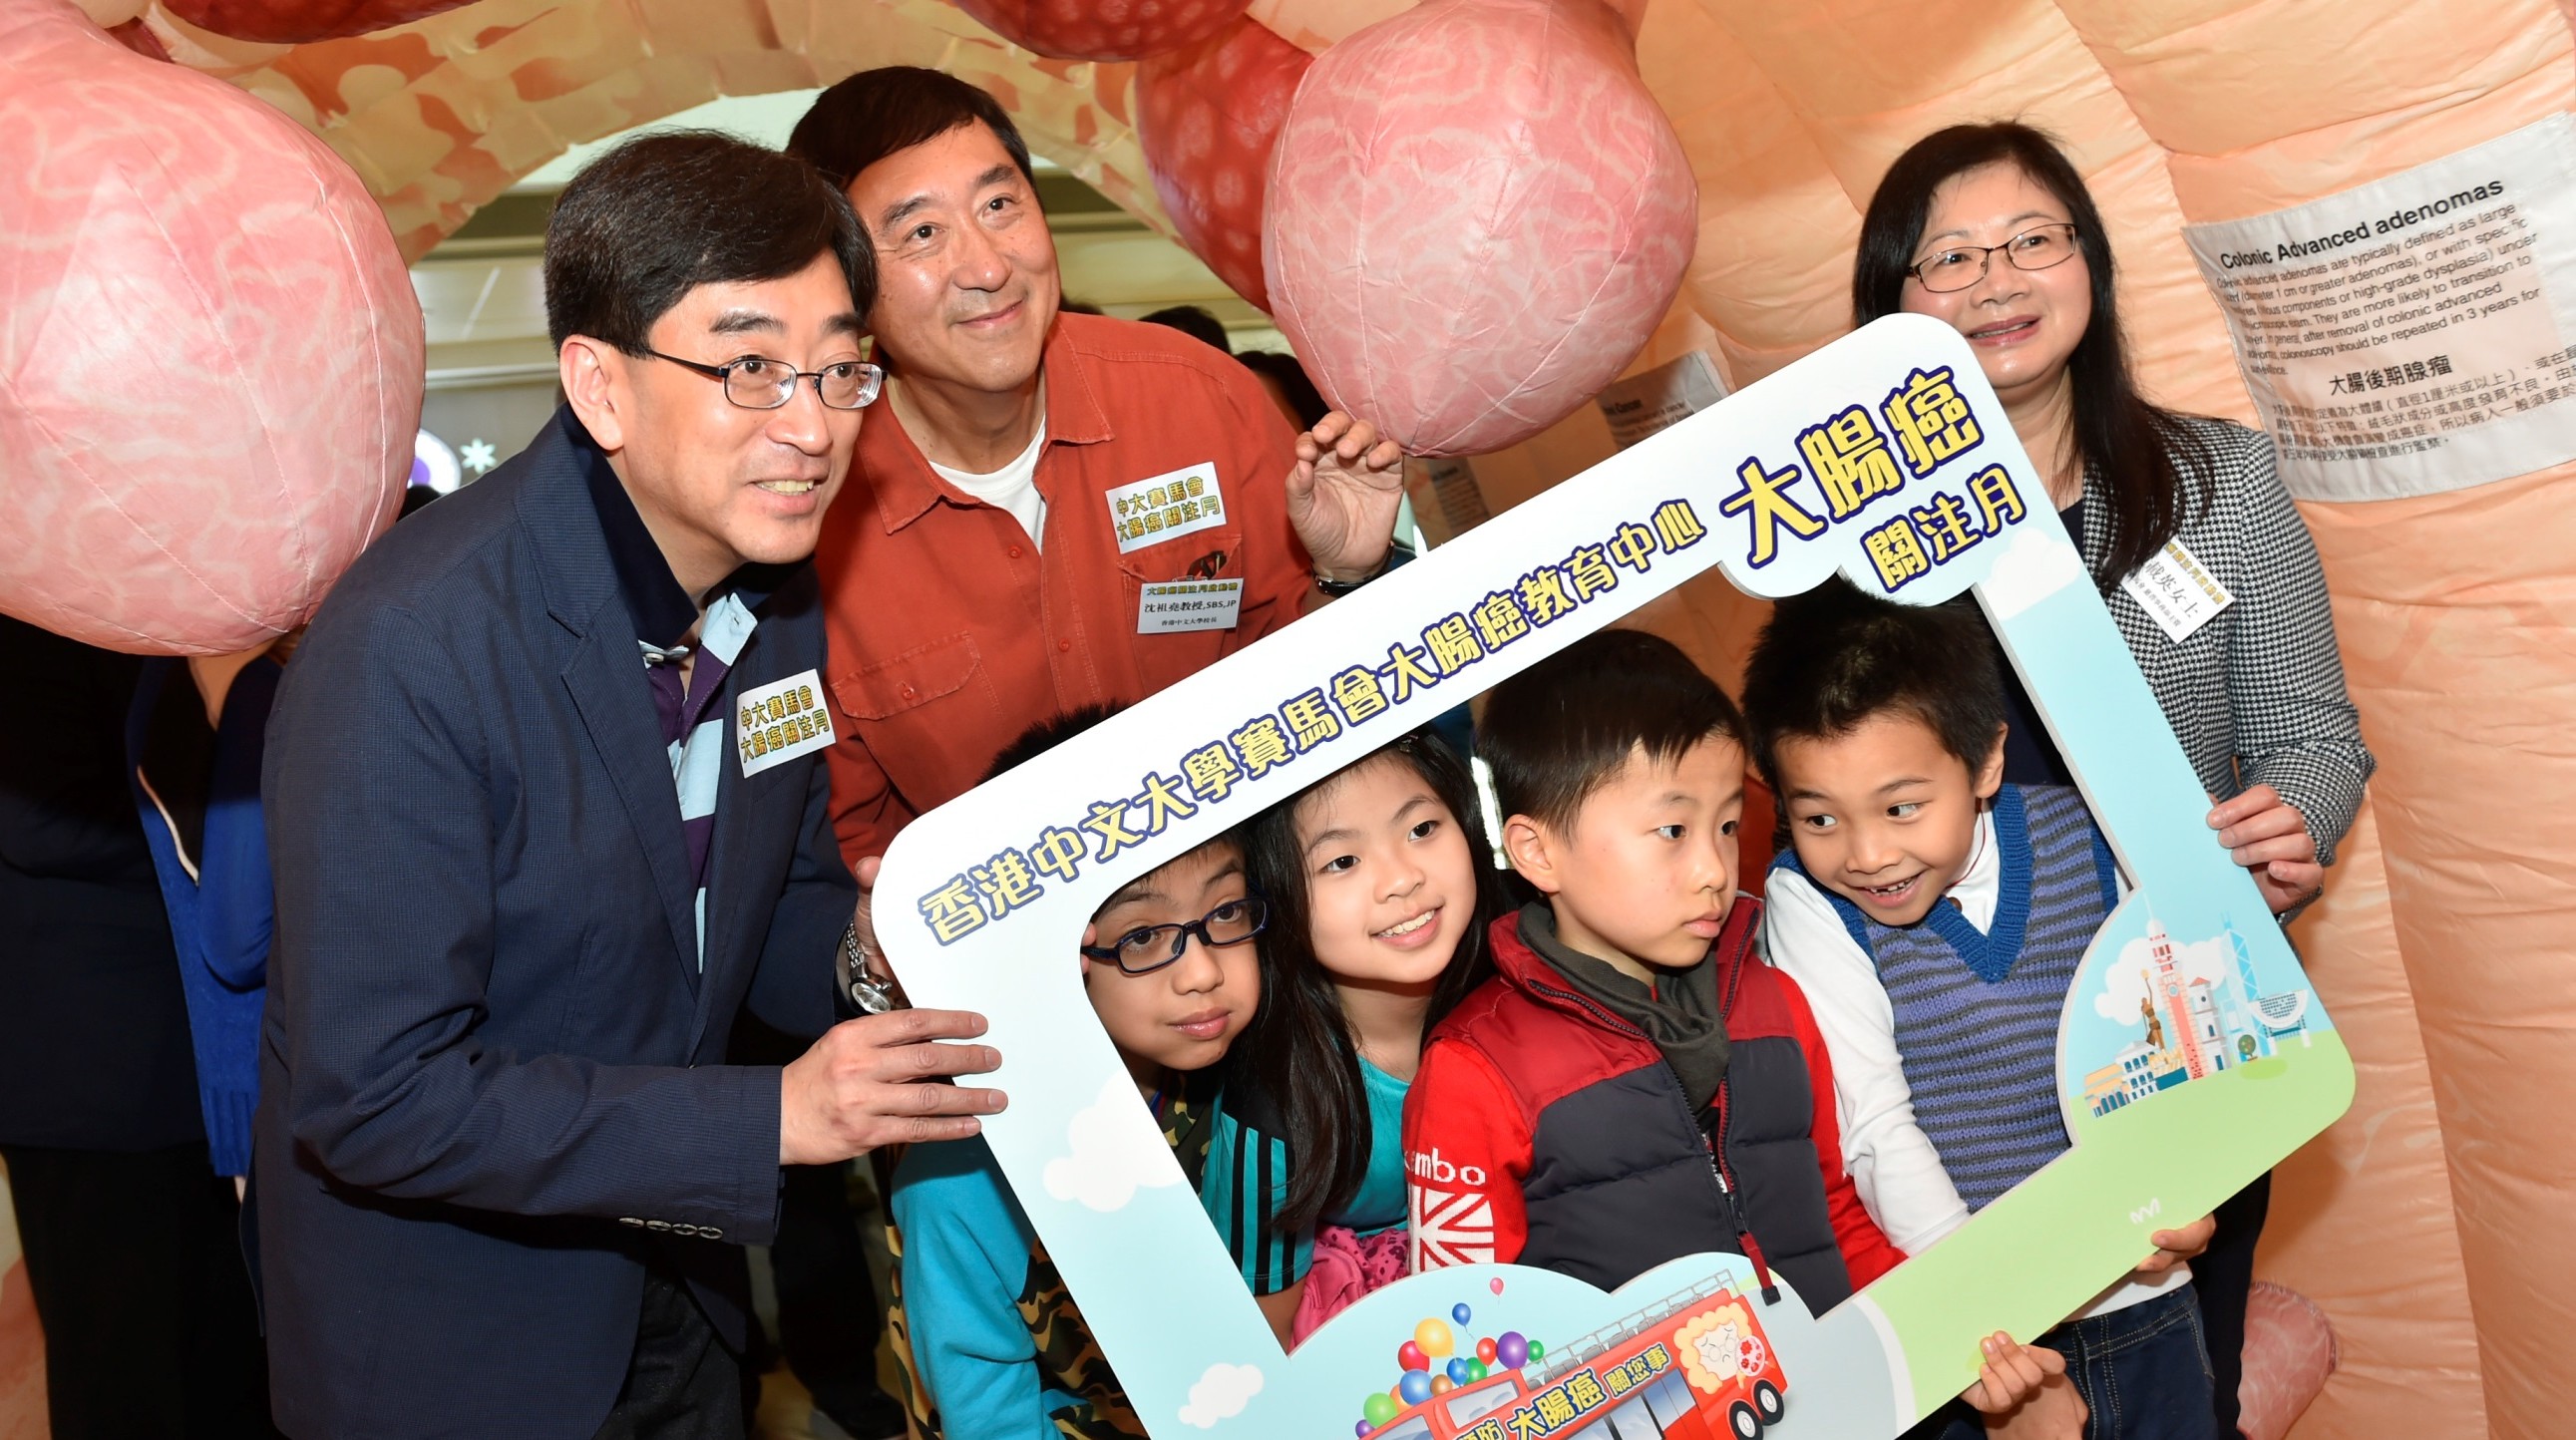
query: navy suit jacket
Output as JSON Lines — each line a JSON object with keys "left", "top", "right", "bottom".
{"left": 255, "top": 411, "right": 852, "bottom": 1439}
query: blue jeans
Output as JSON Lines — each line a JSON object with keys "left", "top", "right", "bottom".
{"left": 1905, "top": 1282, "right": 2217, "bottom": 1440}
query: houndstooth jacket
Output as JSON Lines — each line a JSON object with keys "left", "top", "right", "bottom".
{"left": 2075, "top": 415, "right": 2374, "bottom": 868}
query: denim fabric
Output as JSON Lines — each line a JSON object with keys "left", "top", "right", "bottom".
{"left": 1899, "top": 1282, "right": 2216, "bottom": 1440}
{"left": 2051, "top": 1282, "right": 2219, "bottom": 1440}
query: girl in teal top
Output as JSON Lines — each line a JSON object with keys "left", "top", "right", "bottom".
{"left": 1229, "top": 730, "right": 1505, "bottom": 1341}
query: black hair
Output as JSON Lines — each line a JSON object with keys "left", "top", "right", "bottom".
{"left": 543, "top": 131, "right": 871, "bottom": 353}
{"left": 1236, "top": 351, "right": 1329, "bottom": 432}
{"left": 1478, "top": 628, "right": 1748, "bottom": 835}
{"left": 787, "top": 66, "right": 1038, "bottom": 196}
{"left": 981, "top": 703, "right": 1121, "bottom": 783}
{"left": 1852, "top": 122, "right": 2214, "bottom": 588}
{"left": 1739, "top": 579, "right": 2006, "bottom": 796}
{"left": 1139, "top": 305, "right": 1233, "bottom": 354}
{"left": 1239, "top": 729, "right": 1503, "bottom": 1233}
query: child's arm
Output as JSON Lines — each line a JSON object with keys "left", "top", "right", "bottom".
{"left": 889, "top": 1140, "right": 1058, "bottom": 1440}
{"left": 1760, "top": 870, "right": 1972, "bottom": 1254}
{"left": 1401, "top": 1037, "right": 1532, "bottom": 1270}
{"left": 1770, "top": 964, "right": 1909, "bottom": 1287}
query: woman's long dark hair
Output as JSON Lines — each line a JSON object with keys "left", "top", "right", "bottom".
{"left": 1853, "top": 122, "right": 2214, "bottom": 587}
{"left": 1238, "top": 729, "right": 1503, "bottom": 1235}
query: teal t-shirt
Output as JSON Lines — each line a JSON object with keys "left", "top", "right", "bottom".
{"left": 1204, "top": 1058, "right": 1413, "bottom": 1293}
{"left": 1325, "top": 1057, "right": 1411, "bottom": 1236}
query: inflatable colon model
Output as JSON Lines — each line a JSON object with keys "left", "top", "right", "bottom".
{"left": 0, "top": 0, "right": 422, "bottom": 654}
{"left": 25, "top": 0, "right": 2576, "bottom": 1434}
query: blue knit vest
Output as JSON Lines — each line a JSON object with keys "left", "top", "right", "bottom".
{"left": 1789, "top": 784, "right": 2116, "bottom": 1212}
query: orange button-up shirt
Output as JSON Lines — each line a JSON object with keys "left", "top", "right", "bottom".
{"left": 817, "top": 313, "right": 1309, "bottom": 865}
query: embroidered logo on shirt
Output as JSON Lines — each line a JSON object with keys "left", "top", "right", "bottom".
{"left": 1408, "top": 1175, "right": 1495, "bottom": 1269}
{"left": 1106, "top": 462, "right": 1224, "bottom": 554}
{"left": 736, "top": 668, "right": 835, "bottom": 776}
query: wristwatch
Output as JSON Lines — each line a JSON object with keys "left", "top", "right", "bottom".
{"left": 1313, "top": 554, "right": 1390, "bottom": 598}
{"left": 840, "top": 922, "right": 900, "bottom": 1014}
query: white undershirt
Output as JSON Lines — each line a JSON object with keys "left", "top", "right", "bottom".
{"left": 1763, "top": 810, "right": 2179, "bottom": 1318}
{"left": 928, "top": 417, "right": 1049, "bottom": 550}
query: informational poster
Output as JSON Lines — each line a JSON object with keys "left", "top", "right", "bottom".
{"left": 877, "top": 316, "right": 2352, "bottom": 1440}
{"left": 1594, "top": 349, "right": 1729, "bottom": 450}
{"left": 2183, "top": 114, "right": 2576, "bottom": 502}
{"left": 1406, "top": 455, "right": 1492, "bottom": 545}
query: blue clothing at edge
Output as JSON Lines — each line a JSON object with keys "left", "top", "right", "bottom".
{"left": 125, "top": 655, "right": 280, "bottom": 1179}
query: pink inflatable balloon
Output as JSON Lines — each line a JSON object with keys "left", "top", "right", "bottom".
{"left": 1264, "top": 0, "right": 1694, "bottom": 456}
{"left": 953, "top": 0, "right": 1251, "bottom": 61}
{"left": 1138, "top": 16, "right": 1312, "bottom": 311}
{"left": 0, "top": 0, "right": 421, "bottom": 655}
{"left": 2237, "top": 1281, "right": 2338, "bottom": 1440}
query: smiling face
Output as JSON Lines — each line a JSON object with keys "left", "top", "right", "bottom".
{"left": 1897, "top": 162, "right": 2093, "bottom": 412}
{"left": 561, "top": 250, "right": 865, "bottom": 599}
{"left": 1291, "top": 752, "right": 1480, "bottom": 992}
{"left": 1774, "top": 710, "right": 2006, "bottom": 926}
{"left": 1508, "top": 736, "right": 1746, "bottom": 981}
{"left": 847, "top": 121, "right": 1059, "bottom": 402}
{"left": 1082, "top": 842, "right": 1261, "bottom": 1083}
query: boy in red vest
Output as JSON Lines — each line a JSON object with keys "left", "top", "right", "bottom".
{"left": 1403, "top": 628, "right": 2077, "bottom": 1434}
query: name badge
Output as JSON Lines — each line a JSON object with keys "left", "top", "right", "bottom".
{"left": 736, "top": 668, "right": 836, "bottom": 776}
{"left": 1138, "top": 578, "right": 1244, "bottom": 635}
{"left": 1107, "top": 461, "right": 1225, "bottom": 554}
{"left": 2119, "top": 538, "right": 2234, "bottom": 644}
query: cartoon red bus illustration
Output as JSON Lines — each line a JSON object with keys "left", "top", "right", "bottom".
{"left": 1367, "top": 1275, "right": 1790, "bottom": 1440}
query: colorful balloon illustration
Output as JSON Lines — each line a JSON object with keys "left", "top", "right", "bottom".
{"left": 1414, "top": 1317, "right": 1455, "bottom": 1358}
{"left": 1397, "top": 1368, "right": 1434, "bottom": 1405}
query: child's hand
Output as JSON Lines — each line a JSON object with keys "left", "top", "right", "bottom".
{"left": 1961, "top": 1333, "right": 2085, "bottom": 1437}
{"left": 2138, "top": 1214, "right": 2216, "bottom": 1274}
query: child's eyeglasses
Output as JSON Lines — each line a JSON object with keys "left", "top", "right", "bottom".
{"left": 1080, "top": 896, "right": 1269, "bottom": 975}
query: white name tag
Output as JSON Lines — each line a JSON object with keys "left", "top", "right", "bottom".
{"left": 2119, "top": 538, "right": 2234, "bottom": 644}
{"left": 1106, "top": 461, "right": 1225, "bottom": 554}
{"left": 736, "top": 668, "right": 837, "bottom": 776}
{"left": 1138, "top": 578, "right": 1244, "bottom": 634}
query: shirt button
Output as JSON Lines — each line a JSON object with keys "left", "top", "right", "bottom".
{"left": 901, "top": 684, "right": 918, "bottom": 701}
{"left": 1007, "top": 544, "right": 1024, "bottom": 559}
{"left": 1057, "top": 639, "right": 1072, "bottom": 653}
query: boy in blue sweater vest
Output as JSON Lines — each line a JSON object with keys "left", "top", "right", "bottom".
{"left": 1744, "top": 582, "right": 2217, "bottom": 1440}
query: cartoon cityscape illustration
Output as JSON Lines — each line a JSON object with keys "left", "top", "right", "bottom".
{"left": 1360, "top": 1273, "right": 1790, "bottom": 1440}
{"left": 2082, "top": 917, "right": 2316, "bottom": 1119}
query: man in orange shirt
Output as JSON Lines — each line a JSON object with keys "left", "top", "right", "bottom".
{"left": 788, "top": 68, "right": 1405, "bottom": 960}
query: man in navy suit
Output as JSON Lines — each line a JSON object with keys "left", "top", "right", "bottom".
{"left": 255, "top": 133, "right": 1005, "bottom": 1440}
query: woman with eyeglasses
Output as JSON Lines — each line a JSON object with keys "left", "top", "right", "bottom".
{"left": 1853, "top": 124, "right": 2375, "bottom": 1439}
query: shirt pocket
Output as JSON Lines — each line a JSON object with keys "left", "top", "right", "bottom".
{"left": 1114, "top": 526, "right": 1249, "bottom": 694}
{"left": 827, "top": 630, "right": 1005, "bottom": 797}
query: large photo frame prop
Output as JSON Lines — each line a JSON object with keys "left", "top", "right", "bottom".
{"left": 875, "top": 314, "right": 2356, "bottom": 1440}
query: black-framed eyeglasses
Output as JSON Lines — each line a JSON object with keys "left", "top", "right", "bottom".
{"left": 1906, "top": 222, "right": 2080, "bottom": 293}
{"left": 1080, "top": 895, "right": 1269, "bottom": 975}
{"left": 644, "top": 349, "right": 884, "bottom": 410}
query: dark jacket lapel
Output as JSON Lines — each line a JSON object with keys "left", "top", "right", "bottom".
{"left": 516, "top": 410, "right": 702, "bottom": 986}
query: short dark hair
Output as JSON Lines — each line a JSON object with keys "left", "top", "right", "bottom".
{"left": 1853, "top": 122, "right": 2213, "bottom": 588}
{"left": 1139, "top": 305, "right": 1232, "bottom": 354}
{"left": 543, "top": 131, "right": 871, "bottom": 353}
{"left": 1478, "top": 629, "right": 1748, "bottom": 834}
{"left": 788, "top": 67, "right": 1037, "bottom": 195}
{"left": 1235, "top": 351, "right": 1328, "bottom": 431}
{"left": 982, "top": 703, "right": 1122, "bottom": 783}
{"left": 1739, "top": 580, "right": 2005, "bottom": 792}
